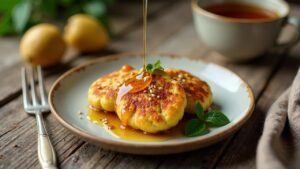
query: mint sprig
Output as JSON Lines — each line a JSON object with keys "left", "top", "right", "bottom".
{"left": 195, "top": 102, "right": 205, "bottom": 120}
{"left": 184, "top": 102, "right": 230, "bottom": 137}
{"left": 184, "top": 119, "right": 207, "bottom": 137}
{"left": 205, "top": 111, "right": 230, "bottom": 126}
{"left": 146, "top": 60, "right": 164, "bottom": 74}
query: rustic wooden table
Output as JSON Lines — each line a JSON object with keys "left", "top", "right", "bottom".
{"left": 1, "top": 1, "right": 300, "bottom": 169}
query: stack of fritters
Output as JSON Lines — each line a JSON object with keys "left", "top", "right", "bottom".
{"left": 88, "top": 65, "right": 213, "bottom": 133}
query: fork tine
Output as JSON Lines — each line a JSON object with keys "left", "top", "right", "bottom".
{"left": 21, "top": 68, "right": 30, "bottom": 108}
{"left": 30, "top": 66, "right": 38, "bottom": 106}
{"left": 37, "top": 66, "right": 47, "bottom": 105}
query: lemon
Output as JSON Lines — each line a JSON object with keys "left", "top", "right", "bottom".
{"left": 20, "top": 24, "right": 66, "bottom": 67}
{"left": 64, "top": 14, "right": 109, "bottom": 53}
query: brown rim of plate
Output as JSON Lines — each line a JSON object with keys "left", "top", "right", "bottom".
{"left": 48, "top": 52, "right": 255, "bottom": 154}
{"left": 191, "top": 0, "right": 289, "bottom": 23}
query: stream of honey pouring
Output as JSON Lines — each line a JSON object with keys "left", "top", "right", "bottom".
{"left": 116, "top": 0, "right": 151, "bottom": 126}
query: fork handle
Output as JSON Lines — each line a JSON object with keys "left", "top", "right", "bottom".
{"left": 36, "top": 113, "right": 57, "bottom": 169}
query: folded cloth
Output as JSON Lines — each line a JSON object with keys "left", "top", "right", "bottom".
{"left": 257, "top": 68, "right": 300, "bottom": 169}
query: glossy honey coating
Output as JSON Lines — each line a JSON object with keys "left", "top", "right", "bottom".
{"left": 165, "top": 68, "right": 213, "bottom": 113}
{"left": 88, "top": 65, "right": 138, "bottom": 112}
{"left": 116, "top": 74, "right": 187, "bottom": 133}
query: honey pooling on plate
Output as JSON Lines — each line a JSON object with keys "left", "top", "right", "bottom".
{"left": 88, "top": 108, "right": 188, "bottom": 141}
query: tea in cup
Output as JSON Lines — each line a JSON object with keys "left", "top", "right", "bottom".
{"left": 191, "top": 0, "right": 300, "bottom": 61}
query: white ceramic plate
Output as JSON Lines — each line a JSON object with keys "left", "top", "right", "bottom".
{"left": 49, "top": 53, "right": 254, "bottom": 154}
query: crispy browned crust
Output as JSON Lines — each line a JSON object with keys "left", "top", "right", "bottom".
{"left": 165, "top": 68, "right": 213, "bottom": 113}
{"left": 116, "top": 74, "right": 187, "bottom": 133}
{"left": 88, "top": 65, "right": 138, "bottom": 111}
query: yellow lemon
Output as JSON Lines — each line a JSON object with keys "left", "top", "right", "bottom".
{"left": 64, "top": 14, "right": 109, "bottom": 53}
{"left": 20, "top": 23, "right": 66, "bottom": 67}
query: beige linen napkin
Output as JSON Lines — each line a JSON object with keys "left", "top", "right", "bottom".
{"left": 257, "top": 68, "right": 300, "bottom": 169}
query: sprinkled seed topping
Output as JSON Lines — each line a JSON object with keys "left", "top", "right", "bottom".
{"left": 174, "top": 73, "right": 188, "bottom": 84}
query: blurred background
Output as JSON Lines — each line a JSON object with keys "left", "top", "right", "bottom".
{"left": 0, "top": 0, "right": 299, "bottom": 69}
{"left": 0, "top": 0, "right": 115, "bottom": 36}
{"left": 1, "top": 0, "right": 297, "bottom": 37}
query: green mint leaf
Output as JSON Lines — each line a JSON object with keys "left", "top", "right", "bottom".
{"left": 154, "top": 60, "right": 160, "bottom": 67}
{"left": 146, "top": 60, "right": 164, "bottom": 74}
{"left": 184, "top": 119, "right": 207, "bottom": 137}
{"left": 195, "top": 102, "right": 204, "bottom": 120}
{"left": 205, "top": 111, "right": 230, "bottom": 127}
{"left": 154, "top": 60, "right": 162, "bottom": 70}
{"left": 154, "top": 60, "right": 164, "bottom": 71}
{"left": 146, "top": 64, "right": 153, "bottom": 72}
{"left": 12, "top": 1, "right": 32, "bottom": 34}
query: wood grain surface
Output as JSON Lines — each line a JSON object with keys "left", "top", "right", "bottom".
{"left": 0, "top": 1, "right": 300, "bottom": 169}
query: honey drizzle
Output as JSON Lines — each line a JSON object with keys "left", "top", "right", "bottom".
{"left": 116, "top": 71, "right": 152, "bottom": 125}
{"left": 115, "top": 0, "right": 152, "bottom": 126}
{"left": 143, "top": 0, "right": 148, "bottom": 70}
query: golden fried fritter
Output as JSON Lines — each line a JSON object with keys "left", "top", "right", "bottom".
{"left": 116, "top": 74, "right": 187, "bottom": 133}
{"left": 165, "top": 68, "right": 213, "bottom": 113}
{"left": 88, "top": 65, "right": 138, "bottom": 112}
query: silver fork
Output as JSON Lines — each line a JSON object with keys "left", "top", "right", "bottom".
{"left": 22, "top": 66, "right": 57, "bottom": 169}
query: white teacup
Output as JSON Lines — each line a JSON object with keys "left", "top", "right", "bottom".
{"left": 191, "top": 0, "right": 300, "bottom": 61}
